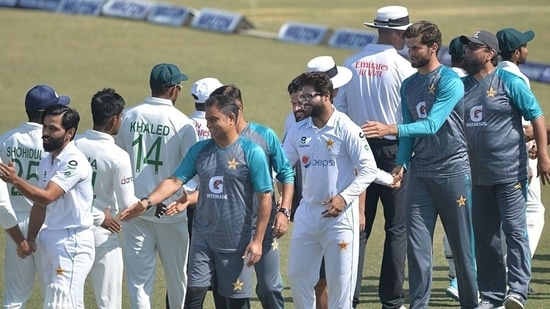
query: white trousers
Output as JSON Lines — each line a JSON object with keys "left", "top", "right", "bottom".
{"left": 38, "top": 227, "right": 95, "bottom": 309}
{"left": 526, "top": 157, "right": 545, "bottom": 257}
{"left": 288, "top": 200, "right": 358, "bottom": 309}
{"left": 90, "top": 236, "right": 123, "bottom": 309}
{"left": 122, "top": 217, "right": 189, "bottom": 309}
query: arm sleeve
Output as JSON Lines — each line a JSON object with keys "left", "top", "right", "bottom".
{"left": 0, "top": 181, "right": 17, "bottom": 229}
{"left": 373, "top": 169, "right": 394, "bottom": 186}
{"left": 91, "top": 206, "right": 105, "bottom": 226}
{"left": 501, "top": 71, "right": 543, "bottom": 121}
{"left": 247, "top": 146, "right": 274, "bottom": 193}
{"left": 339, "top": 125, "right": 378, "bottom": 203}
{"left": 172, "top": 142, "right": 200, "bottom": 184}
{"left": 396, "top": 85, "right": 415, "bottom": 167}
{"left": 265, "top": 129, "right": 294, "bottom": 184}
{"left": 397, "top": 75, "right": 464, "bottom": 138}
{"left": 49, "top": 156, "right": 90, "bottom": 194}
{"left": 282, "top": 126, "right": 300, "bottom": 167}
{"left": 113, "top": 154, "right": 139, "bottom": 210}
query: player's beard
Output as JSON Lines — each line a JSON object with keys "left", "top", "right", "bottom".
{"left": 410, "top": 53, "right": 430, "bottom": 68}
{"left": 309, "top": 103, "right": 323, "bottom": 118}
{"left": 43, "top": 135, "right": 65, "bottom": 152}
{"left": 463, "top": 57, "right": 485, "bottom": 75}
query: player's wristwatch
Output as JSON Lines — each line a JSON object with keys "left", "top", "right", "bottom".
{"left": 278, "top": 208, "right": 291, "bottom": 220}
{"left": 140, "top": 197, "right": 153, "bottom": 210}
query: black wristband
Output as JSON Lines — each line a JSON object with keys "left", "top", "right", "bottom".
{"left": 141, "top": 197, "right": 153, "bottom": 210}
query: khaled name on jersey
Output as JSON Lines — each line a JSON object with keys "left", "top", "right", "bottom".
{"left": 207, "top": 176, "right": 228, "bottom": 199}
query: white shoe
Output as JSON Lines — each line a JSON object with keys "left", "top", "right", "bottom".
{"left": 503, "top": 294, "right": 524, "bottom": 309}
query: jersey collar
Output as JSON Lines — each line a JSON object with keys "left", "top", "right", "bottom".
{"left": 143, "top": 96, "right": 174, "bottom": 106}
{"left": 81, "top": 129, "right": 115, "bottom": 143}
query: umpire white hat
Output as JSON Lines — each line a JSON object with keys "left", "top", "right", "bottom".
{"left": 364, "top": 6, "right": 412, "bottom": 31}
{"left": 306, "top": 56, "right": 352, "bottom": 89}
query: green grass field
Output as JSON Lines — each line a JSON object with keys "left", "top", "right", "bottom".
{"left": 0, "top": 0, "right": 549, "bottom": 307}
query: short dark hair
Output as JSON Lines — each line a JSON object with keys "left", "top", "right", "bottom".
{"left": 287, "top": 73, "right": 306, "bottom": 95}
{"left": 404, "top": 20, "right": 442, "bottom": 54}
{"left": 210, "top": 84, "right": 243, "bottom": 104}
{"left": 205, "top": 95, "right": 240, "bottom": 120}
{"left": 42, "top": 104, "right": 80, "bottom": 140}
{"left": 500, "top": 43, "right": 525, "bottom": 61}
{"left": 91, "top": 88, "right": 125, "bottom": 126}
{"left": 300, "top": 72, "right": 333, "bottom": 97}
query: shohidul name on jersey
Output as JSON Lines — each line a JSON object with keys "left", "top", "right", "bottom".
{"left": 130, "top": 121, "right": 171, "bottom": 135}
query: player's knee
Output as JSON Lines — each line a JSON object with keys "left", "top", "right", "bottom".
{"left": 43, "top": 283, "right": 72, "bottom": 309}
{"left": 184, "top": 286, "right": 209, "bottom": 309}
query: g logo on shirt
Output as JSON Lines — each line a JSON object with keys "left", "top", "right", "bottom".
{"left": 209, "top": 176, "right": 224, "bottom": 194}
{"left": 416, "top": 102, "right": 427, "bottom": 119}
{"left": 470, "top": 106, "right": 483, "bottom": 122}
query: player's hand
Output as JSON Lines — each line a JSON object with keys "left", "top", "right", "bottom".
{"left": 528, "top": 143, "right": 537, "bottom": 160}
{"left": 154, "top": 203, "right": 167, "bottom": 218}
{"left": 0, "top": 160, "right": 17, "bottom": 183}
{"left": 359, "top": 212, "right": 366, "bottom": 232}
{"left": 537, "top": 155, "right": 550, "bottom": 185}
{"left": 166, "top": 190, "right": 189, "bottom": 216}
{"left": 391, "top": 166, "right": 404, "bottom": 188}
{"left": 362, "top": 121, "right": 396, "bottom": 139}
{"left": 120, "top": 200, "right": 148, "bottom": 221}
{"left": 242, "top": 240, "right": 262, "bottom": 267}
{"left": 272, "top": 212, "right": 288, "bottom": 238}
{"left": 321, "top": 195, "right": 346, "bottom": 218}
{"left": 101, "top": 206, "right": 121, "bottom": 233}
{"left": 17, "top": 239, "right": 35, "bottom": 258}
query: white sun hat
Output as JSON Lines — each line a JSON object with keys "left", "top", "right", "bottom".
{"left": 306, "top": 56, "right": 353, "bottom": 89}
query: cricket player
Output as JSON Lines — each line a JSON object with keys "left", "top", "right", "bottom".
{"left": 364, "top": 21, "right": 479, "bottom": 309}
{"left": 460, "top": 29, "right": 550, "bottom": 309}
{"left": 116, "top": 63, "right": 198, "bottom": 309}
{"left": 0, "top": 84, "right": 70, "bottom": 308}
{"left": 0, "top": 104, "right": 95, "bottom": 309}
{"left": 496, "top": 28, "right": 545, "bottom": 266}
{"left": 211, "top": 84, "right": 294, "bottom": 309}
{"left": 126, "top": 94, "right": 273, "bottom": 309}
{"left": 283, "top": 71, "right": 378, "bottom": 309}
{"left": 74, "top": 88, "right": 139, "bottom": 308}
{"left": 441, "top": 36, "right": 467, "bottom": 302}
{"left": 333, "top": 6, "right": 415, "bottom": 308}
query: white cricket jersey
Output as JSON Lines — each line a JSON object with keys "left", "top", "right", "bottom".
{"left": 75, "top": 129, "right": 138, "bottom": 247}
{"left": 334, "top": 44, "right": 416, "bottom": 140}
{"left": 283, "top": 111, "right": 295, "bottom": 139}
{"left": 39, "top": 141, "right": 93, "bottom": 230}
{"left": 282, "top": 108, "right": 378, "bottom": 206}
{"left": 283, "top": 111, "right": 394, "bottom": 187}
{"left": 116, "top": 96, "right": 198, "bottom": 223}
{"left": 0, "top": 158, "right": 17, "bottom": 229}
{"left": 0, "top": 122, "right": 45, "bottom": 219}
{"left": 190, "top": 110, "right": 210, "bottom": 141}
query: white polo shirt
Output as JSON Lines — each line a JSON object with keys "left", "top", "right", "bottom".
{"left": 39, "top": 141, "right": 93, "bottom": 230}
{"left": 0, "top": 122, "right": 45, "bottom": 219}
{"left": 75, "top": 129, "right": 138, "bottom": 246}
{"left": 334, "top": 44, "right": 416, "bottom": 140}
{"left": 283, "top": 108, "right": 378, "bottom": 206}
{"left": 116, "top": 97, "right": 198, "bottom": 223}
{"left": 0, "top": 158, "right": 17, "bottom": 229}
